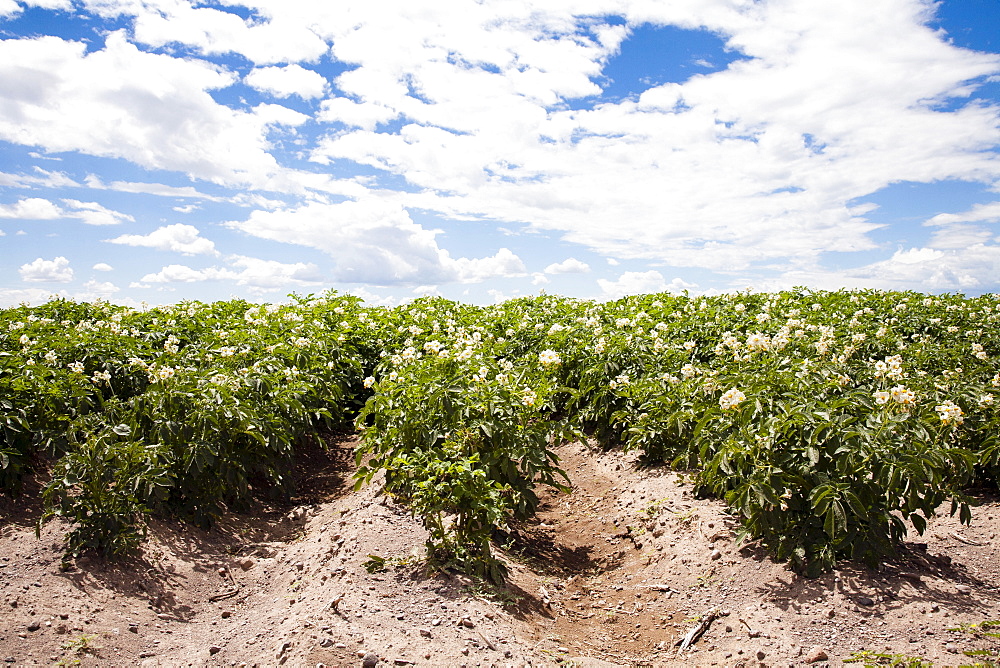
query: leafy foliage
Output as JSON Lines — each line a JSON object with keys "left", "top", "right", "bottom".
{"left": 3, "top": 288, "right": 1000, "bottom": 581}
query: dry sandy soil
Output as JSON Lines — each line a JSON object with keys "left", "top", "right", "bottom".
{"left": 1, "top": 434, "right": 998, "bottom": 667}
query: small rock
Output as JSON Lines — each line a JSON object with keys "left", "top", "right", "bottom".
{"left": 209, "top": 646, "right": 222, "bottom": 655}
{"left": 459, "top": 618, "right": 475, "bottom": 628}
{"left": 756, "top": 650, "right": 766, "bottom": 661}
{"left": 805, "top": 647, "right": 828, "bottom": 663}
{"left": 26, "top": 622, "right": 40, "bottom": 632}
{"left": 128, "top": 623, "right": 139, "bottom": 633}
{"left": 930, "top": 604, "right": 940, "bottom": 613}
{"left": 945, "top": 643, "right": 958, "bottom": 653}
{"left": 362, "top": 652, "right": 379, "bottom": 668}
{"left": 826, "top": 609, "right": 835, "bottom": 619}
{"left": 857, "top": 596, "right": 875, "bottom": 607}
{"left": 221, "top": 610, "right": 231, "bottom": 619}
{"left": 319, "top": 638, "right": 334, "bottom": 648}
{"left": 955, "top": 584, "right": 972, "bottom": 595}
{"left": 710, "top": 550, "right": 722, "bottom": 561}
{"left": 55, "top": 625, "right": 68, "bottom": 635}
{"left": 419, "top": 629, "right": 432, "bottom": 638}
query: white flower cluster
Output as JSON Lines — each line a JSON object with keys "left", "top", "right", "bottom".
{"left": 873, "top": 355, "right": 904, "bottom": 380}
{"left": 935, "top": 400, "right": 964, "bottom": 425}
{"left": 719, "top": 388, "right": 746, "bottom": 410}
{"left": 538, "top": 349, "right": 561, "bottom": 367}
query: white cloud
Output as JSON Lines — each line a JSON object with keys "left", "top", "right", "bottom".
{"left": 19, "top": 256, "right": 74, "bottom": 282}
{"left": 544, "top": 257, "right": 590, "bottom": 274}
{"left": 92, "top": 262, "right": 114, "bottom": 272}
{"left": 0, "top": 198, "right": 63, "bottom": 219}
{"left": 926, "top": 201, "right": 1000, "bottom": 226}
{"left": 0, "top": 167, "right": 78, "bottom": 188}
{"left": 105, "top": 224, "right": 218, "bottom": 256}
{"left": 300, "top": 0, "right": 1000, "bottom": 275}
{"left": 245, "top": 64, "right": 327, "bottom": 99}
{"left": 227, "top": 200, "right": 526, "bottom": 284}
{"left": 77, "top": 279, "right": 120, "bottom": 300}
{"left": 93, "top": 0, "right": 329, "bottom": 65}
{"left": 84, "top": 174, "right": 225, "bottom": 201}
{"left": 0, "top": 33, "right": 283, "bottom": 186}
{"left": 60, "top": 199, "right": 134, "bottom": 225}
{"left": 597, "top": 270, "right": 696, "bottom": 300}
{"left": 140, "top": 256, "right": 324, "bottom": 289}
{"left": 0, "top": 0, "right": 20, "bottom": 17}
{"left": 0, "top": 197, "right": 133, "bottom": 225}
{"left": 451, "top": 247, "right": 526, "bottom": 282}
{"left": 23, "top": 0, "right": 73, "bottom": 9}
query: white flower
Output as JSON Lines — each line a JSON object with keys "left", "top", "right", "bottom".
{"left": 92, "top": 370, "right": 112, "bottom": 384}
{"left": 521, "top": 388, "right": 537, "bottom": 407}
{"left": 978, "top": 394, "right": 994, "bottom": 408}
{"left": 719, "top": 388, "right": 746, "bottom": 410}
{"left": 68, "top": 361, "right": 85, "bottom": 374}
{"left": 890, "top": 385, "right": 915, "bottom": 405}
{"left": 157, "top": 367, "right": 175, "bottom": 380}
{"left": 44, "top": 350, "right": 57, "bottom": 364}
{"left": 872, "top": 390, "right": 890, "bottom": 405}
{"left": 680, "top": 363, "right": 698, "bottom": 379}
{"left": 755, "top": 312, "right": 770, "bottom": 323}
{"left": 745, "top": 332, "right": 770, "bottom": 352}
{"left": 363, "top": 376, "right": 376, "bottom": 388}
{"left": 609, "top": 374, "right": 630, "bottom": 390}
{"left": 538, "top": 349, "right": 562, "bottom": 367}
{"left": 935, "top": 400, "right": 964, "bottom": 425}
{"left": 18, "top": 334, "right": 30, "bottom": 346}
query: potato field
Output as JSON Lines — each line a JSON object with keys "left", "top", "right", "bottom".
{"left": 2, "top": 289, "right": 998, "bottom": 582}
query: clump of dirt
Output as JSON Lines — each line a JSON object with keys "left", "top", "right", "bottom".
{"left": 1, "top": 436, "right": 998, "bottom": 667}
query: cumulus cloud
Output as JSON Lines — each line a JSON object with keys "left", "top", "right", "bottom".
{"left": 598, "top": 270, "right": 696, "bottom": 300}
{"left": 139, "top": 255, "right": 324, "bottom": 290}
{"left": 0, "top": 32, "right": 283, "bottom": 186}
{"left": 245, "top": 64, "right": 327, "bottom": 99}
{"left": 105, "top": 224, "right": 218, "bottom": 256}
{"left": 227, "top": 200, "right": 526, "bottom": 285}
{"left": 544, "top": 257, "right": 590, "bottom": 274}
{"left": 92, "top": 262, "right": 114, "bottom": 272}
{"left": 19, "top": 256, "right": 74, "bottom": 282}
{"left": 0, "top": 198, "right": 63, "bottom": 219}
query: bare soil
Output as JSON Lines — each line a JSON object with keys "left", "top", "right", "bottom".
{"left": 1, "top": 435, "right": 998, "bottom": 667}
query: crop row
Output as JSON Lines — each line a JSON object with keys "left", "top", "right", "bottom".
{"left": 1, "top": 289, "right": 998, "bottom": 578}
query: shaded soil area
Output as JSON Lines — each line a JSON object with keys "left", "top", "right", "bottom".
{"left": 1, "top": 436, "right": 998, "bottom": 666}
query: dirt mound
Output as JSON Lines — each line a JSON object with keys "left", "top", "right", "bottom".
{"left": 1, "top": 437, "right": 998, "bottom": 666}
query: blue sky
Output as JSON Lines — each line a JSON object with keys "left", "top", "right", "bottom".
{"left": 0, "top": 0, "right": 998, "bottom": 307}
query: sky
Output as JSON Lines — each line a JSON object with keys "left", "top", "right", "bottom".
{"left": 0, "top": 0, "right": 999, "bottom": 307}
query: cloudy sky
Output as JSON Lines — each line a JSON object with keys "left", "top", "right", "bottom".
{"left": 1, "top": 0, "right": 998, "bottom": 306}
